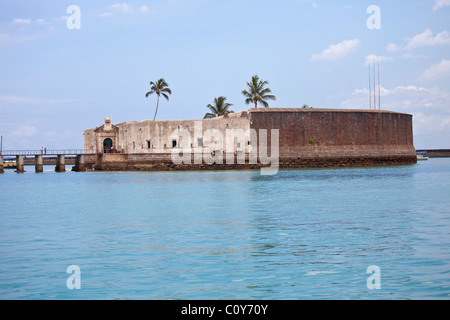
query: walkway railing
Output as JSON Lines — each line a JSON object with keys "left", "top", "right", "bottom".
{"left": 0, "top": 149, "right": 97, "bottom": 156}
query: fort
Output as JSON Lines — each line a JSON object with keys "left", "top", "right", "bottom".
{"left": 76, "top": 107, "right": 417, "bottom": 172}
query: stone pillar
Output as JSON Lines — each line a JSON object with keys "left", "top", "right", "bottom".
{"left": 73, "top": 154, "right": 86, "bottom": 172}
{"left": 35, "top": 155, "right": 43, "bottom": 173}
{"left": 55, "top": 155, "right": 65, "bottom": 172}
{"left": 16, "top": 155, "right": 24, "bottom": 173}
{"left": 0, "top": 155, "right": 4, "bottom": 174}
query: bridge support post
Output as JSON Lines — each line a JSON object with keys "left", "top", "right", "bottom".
{"left": 0, "top": 155, "right": 4, "bottom": 174}
{"left": 55, "top": 155, "right": 65, "bottom": 172}
{"left": 35, "top": 155, "right": 43, "bottom": 173}
{"left": 73, "top": 154, "right": 86, "bottom": 172}
{"left": 16, "top": 155, "right": 24, "bottom": 173}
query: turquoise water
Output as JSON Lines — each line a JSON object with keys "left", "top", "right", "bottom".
{"left": 0, "top": 159, "right": 449, "bottom": 300}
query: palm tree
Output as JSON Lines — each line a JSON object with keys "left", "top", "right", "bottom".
{"left": 145, "top": 78, "right": 172, "bottom": 121}
{"left": 204, "top": 96, "right": 234, "bottom": 119}
{"left": 241, "top": 75, "right": 276, "bottom": 108}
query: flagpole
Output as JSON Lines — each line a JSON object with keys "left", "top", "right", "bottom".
{"left": 369, "top": 64, "right": 372, "bottom": 110}
{"left": 373, "top": 58, "right": 376, "bottom": 111}
{"left": 378, "top": 62, "right": 381, "bottom": 110}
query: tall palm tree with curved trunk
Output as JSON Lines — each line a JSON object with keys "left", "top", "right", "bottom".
{"left": 204, "top": 96, "right": 234, "bottom": 119}
{"left": 242, "top": 75, "right": 276, "bottom": 108}
{"left": 145, "top": 79, "right": 172, "bottom": 121}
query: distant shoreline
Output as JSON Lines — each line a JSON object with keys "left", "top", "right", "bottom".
{"left": 416, "top": 149, "right": 450, "bottom": 158}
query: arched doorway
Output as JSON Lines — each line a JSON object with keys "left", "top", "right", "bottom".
{"left": 103, "top": 138, "right": 113, "bottom": 153}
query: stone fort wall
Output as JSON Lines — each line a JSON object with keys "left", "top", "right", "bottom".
{"left": 249, "top": 108, "right": 415, "bottom": 155}
{"left": 78, "top": 108, "right": 416, "bottom": 171}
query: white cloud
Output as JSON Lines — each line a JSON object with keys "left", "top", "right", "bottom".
{"left": 421, "top": 59, "right": 450, "bottom": 80}
{"left": 109, "top": 3, "right": 132, "bottom": 13}
{"left": 386, "top": 43, "right": 400, "bottom": 53}
{"left": 345, "top": 84, "right": 449, "bottom": 111}
{"left": 394, "top": 85, "right": 429, "bottom": 92}
{"left": 365, "top": 55, "right": 393, "bottom": 66}
{"left": 342, "top": 84, "right": 450, "bottom": 148}
{"left": 140, "top": 5, "right": 149, "bottom": 13}
{"left": 13, "top": 18, "right": 32, "bottom": 25}
{"left": 54, "top": 16, "right": 69, "bottom": 22}
{"left": 10, "top": 124, "right": 37, "bottom": 138}
{"left": 0, "top": 95, "right": 73, "bottom": 106}
{"left": 44, "top": 130, "right": 77, "bottom": 144}
{"left": 413, "top": 112, "right": 450, "bottom": 140}
{"left": 308, "top": 0, "right": 319, "bottom": 9}
{"left": 311, "top": 39, "right": 360, "bottom": 61}
{"left": 99, "top": 12, "right": 115, "bottom": 18}
{"left": 0, "top": 33, "right": 12, "bottom": 46}
{"left": 352, "top": 86, "right": 390, "bottom": 97}
{"left": 433, "top": 0, "right": 450, "bottom": 11}
{"left": 401, "top": 53, "right": 426, "bottom": 60}
{"left": 35, "top": 18, "right": 46, "bottom": 25}
{"left": 388, "top": 29, "right": 450, "bottom": 52}
{"left": 100, "top": 3, "right": 132, "bottom": 17}
{"left": 405, "top": 29, "right": 450, "bottom": 50}
{"left": 0, "top": 34, "right": 40, "bottom": 50}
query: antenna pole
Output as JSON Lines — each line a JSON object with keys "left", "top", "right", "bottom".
{"left": 369, "top": 64, "right": 372, "bottom": 110}
{"left": 373, "top": 59, "right": 376, "bottom": 111}
{"left": 378, "top": 62, "right": 381, "bottom": 110}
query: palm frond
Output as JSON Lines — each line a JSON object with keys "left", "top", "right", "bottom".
{"left": 260, "top": 100, "right": 269, "bottom": 107}
{"left": 161, "top": 92, "right": 170, "bottom": 101}
{"left": 242, "top": 75, "right": 276, "bottom": 108}
{"left": 161, "top": 87, "right": 172, "bottom": 94}
{"left": 205, "top": 96, "right": 233, "bottom": 117}
{"left": 259, "top": 88, "right": 272, "bottom": 95}
{"left": 262, "top": 94, "right": 276, "bottom": 101}
{"left": 206, "top": 104, "right": 219, "bottom": 114}
{"left": 244, "top": 97, "right": 253, "bottom": 105}
{"left": 241, "top": 90, "right": 251, "bottom": 97}
{"left": 203, "top": 113, "right": 216, "bottom": 119}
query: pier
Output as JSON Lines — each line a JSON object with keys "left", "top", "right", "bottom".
{"left": 0, "top": 150, "right": 95, "bottom": 173}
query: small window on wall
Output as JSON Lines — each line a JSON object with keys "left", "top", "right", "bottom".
{"left": 197, "top": 138, "right": 203, "bottom": 147}
{"left": 147, "top": 140, "right": 151, "bottom": 149}
{"left": 172, "top": 140, "right": 177, "bottom": 148}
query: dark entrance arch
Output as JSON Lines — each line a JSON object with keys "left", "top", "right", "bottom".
{"left": 103, "top": 138, "right": 113, "bottom": 153}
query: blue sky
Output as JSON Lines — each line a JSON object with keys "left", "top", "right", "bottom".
{"left": 0, "top": 0, "right": 449, "bottom": 149}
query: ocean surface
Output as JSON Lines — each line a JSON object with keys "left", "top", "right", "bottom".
{"left": 0, "top": 159, "right": 449, "bottom": 300}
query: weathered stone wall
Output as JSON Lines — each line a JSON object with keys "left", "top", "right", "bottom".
{"left": 249, "top": 108, "right": 415, "bottom": 157}
{"left": 116, "top": 116, "right": 250, "bottom": 154}
{"left": 80, "top": 108, "right": 417, "bottom": 171}
{"left": 85, "top": 113, "right": 251, "bottom": 154}
{"left": 84, "top": 128, "right": 97, "bottom": 153}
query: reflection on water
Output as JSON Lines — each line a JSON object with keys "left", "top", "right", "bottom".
{"left": 0, "top": 160, "right": 449, "bottom": 299}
